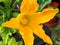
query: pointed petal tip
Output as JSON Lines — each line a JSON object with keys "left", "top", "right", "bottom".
{"left": 48, "top": 40, "right": 53, "bottom": 45}
{"left": 2, "top": 23, "right": 6, "bottom": 27}
{"left": 2, "top": 22, "right": 8, "bottom": 27}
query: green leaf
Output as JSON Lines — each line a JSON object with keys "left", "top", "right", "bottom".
{"left": 0, "top": 0, "right": 6, "bottom": 2}
{"left": 1, "top": 0, "right": 12, "bottom": 7}
{"left": 37, "top": 0, "right": 52, "bottom": 11}
{"left": 0, "top": 41, "right": 4, "bottom": 45}
{"left": 8, "top": 37, "right": 23, "bottom": 45}
{"left": 56, "top": 10, "right": 60, "bottom": 19}
{"left": 0, "top": 0, "right": 3, "bottom": 2}
{"left": 0, "top": 14, "right": 4, "bottom": 25}
{"left": 1, "top": 29, "right": 12, "bottom": 45}
{"left": 16, "top": 0, "right": 20, "bottom": 2}
{"left": 0, "top": 26, "right": 5, "bottom": 33}
{"left": 0, "top": 20, "right": 3, "bottom": 25}
{"left": 10, "top": 28, "right": 18, "bottom": 33}
{"left": 4, "top": 10, "right": 11, "bottom": 20}
{"left": 13, "top": 12, "right": 19, "bottom": 17}
{"left": 12, "top": 0, "right": 21, "bottom": 9}
{"left": 16, "top": 41, "right": 23, "bottom": 45}
{"left": 0, "top": 6, "right": 5, "bottom": 15}
{"left": 8, "top": 37, "right": 17, "bottom": 45}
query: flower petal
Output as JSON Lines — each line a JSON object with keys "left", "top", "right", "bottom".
{"left": 29, "top": 12, "right": 42, "bottom": 25}
{"left": 38, "top": 8, "right": 59, "bottom": 24}
{"left": 2, "top": 18, "right": 20, "bottom": 29}
{"left": 30, "top": 8, "right": 58, "bottom": 24}
{"left": 19, "top": 27, "right": 34, "bottom": 45}
{"left": 32, "top": 25, "right": 53, "bottom": 44}
{"left": 20, "top": 0, "right": 39, "bottom": 14}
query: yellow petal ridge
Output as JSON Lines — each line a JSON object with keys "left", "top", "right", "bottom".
{"left": 32, "top": 25, "right": 53, "bottom": 44}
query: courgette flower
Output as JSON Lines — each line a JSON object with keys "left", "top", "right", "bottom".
{"left": 2, "top": 0, "right": 58, "bottom": 45}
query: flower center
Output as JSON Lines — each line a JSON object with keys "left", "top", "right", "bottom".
{"left": 21, "top": 17, "right": 27, "bottom": 24}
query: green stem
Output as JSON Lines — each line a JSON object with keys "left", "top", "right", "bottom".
{"left": 12, "top": 1, "right": 17, "bottom": 9}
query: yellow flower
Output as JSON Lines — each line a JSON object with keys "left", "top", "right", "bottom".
{"left": 2, "top": 0, "right": 58, "bottom": 45}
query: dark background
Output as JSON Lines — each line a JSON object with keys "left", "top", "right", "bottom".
{"left": 52, "top": 0, "right": 60, "bottom": 9}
